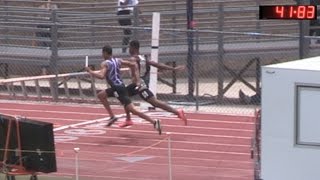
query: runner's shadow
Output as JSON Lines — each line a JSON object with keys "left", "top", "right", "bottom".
{"left": 119, "top": 134, "right": 157, "bottom": 141}
{"left": 104, "top": 135, "right": 139, "bottom": 145}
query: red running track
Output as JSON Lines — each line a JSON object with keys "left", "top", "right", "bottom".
{"left": 0, "top": 101, "right": 256, "bottom": 180}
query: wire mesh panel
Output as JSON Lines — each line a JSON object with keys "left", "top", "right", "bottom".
{"left": 1, "top": 0, "right": 320, "bottom": 112}
{"left": 2, "top": 1, "right": 320, "bottom": 180}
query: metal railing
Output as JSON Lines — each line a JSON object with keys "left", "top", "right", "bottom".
{"left": 1, "top": 0, "right": 320, "bottom": 109}
{"left": 0, "top": 0, "right": 300, "bottom": 49}
{"left": 0, "top": 68, "right": 129, "bottom": 102}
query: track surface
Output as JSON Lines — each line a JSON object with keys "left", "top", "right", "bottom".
{"left": 0, "top": 101, "right": 255, "bottom": 180}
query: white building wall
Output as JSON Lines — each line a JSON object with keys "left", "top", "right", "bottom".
{"left": 261, "top": 57, "right": 320, "bottom": 180}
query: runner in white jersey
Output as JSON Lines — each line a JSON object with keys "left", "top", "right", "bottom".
{"left": 85, "top": 44, "right": 162, "bottom": 134}
{"left": 118, "top": 40, "right": 188, "bottom": 128}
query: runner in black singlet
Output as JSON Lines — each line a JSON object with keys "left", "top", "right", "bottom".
{"left": 118, "top": 40, "right": 188, "bottom": 128}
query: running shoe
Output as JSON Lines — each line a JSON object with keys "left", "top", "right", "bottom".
{"left": 177, "top": 109, "right": 187, "bottom": 126}
{"left": 106, "top": 116, "right": 118, "bottom": 127}
{"left": 154, "top": 119, "right": 162, "bottom": 135}
{"left": 118, "top": 120, "right": 134, "bottom": 128}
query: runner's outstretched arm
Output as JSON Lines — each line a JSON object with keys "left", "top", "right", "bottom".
{"left": 147, "top": 60, "right": 185, "bottom": 71}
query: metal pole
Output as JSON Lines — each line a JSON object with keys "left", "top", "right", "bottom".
{"left": 255, "top": 58, "right": 261, "bottom": 95}
{"left": 166, "top": 132, "right": 173, "bottom": 180}
{"left": 186, "top": 0, "right": 194, "bottom": 98}
{"left": 91, "top": 1, "right": 96, "bottom": 47}
{"left": 133, "top": 6, "right": 139, "bottom": 40}
{"left": 298, "top": 0, "right": 310, "bottom": 59}
{"left": 50, "top": 9, "right": 59, "bottom": 101}
{"left": 255, "top": 0, "right": 261, "bottom": 42}
{"left": 171, "top": 0, "right": 177, "bottom": 43}
{"left": 299, "top": 22, "right": 310, "bottom": 59}
{"left": 74, "top": 147, "right": 80, "bottom": 180}
{"left": 50, "top": 9, "right": 58, "bottom": 74}
{"left": 172, "top": 61, "right": 177, "bottom": 94}
{"left": 195, "top": 29, "right": 200, "bottom": 111}
{"left": 4, "top": 0, "right": 8, "bottom": 45}
{"left": 217, "top": 3, "right": 225, "bottom": 102}
{"left": 195, "top": 63, "right": 199, "bottom": 111}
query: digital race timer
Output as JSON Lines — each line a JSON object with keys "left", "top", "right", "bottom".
{"left": 259, "top": 5, "right": 317, "bottom": 20}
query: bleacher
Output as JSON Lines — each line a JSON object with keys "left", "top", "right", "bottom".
{"left": 0, "top": 0, "right": 316, "bottom": 77}
{"left": 2, "top": 0, "right": 320, "bottom": 103}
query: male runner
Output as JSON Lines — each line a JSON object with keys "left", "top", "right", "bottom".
{"left": 118, "top": 40, "right": 188, "bottom": 128}
{"left": 85, "top": 45, "right": 162, "bottom": 134}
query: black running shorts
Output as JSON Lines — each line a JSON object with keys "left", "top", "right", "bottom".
{"left": 106, "top": 84, "right": 131, "bottom": 106}
{"left": 126, "top": 83, "right": 154, "bottom": 101}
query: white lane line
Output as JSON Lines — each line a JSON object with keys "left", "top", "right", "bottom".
{"left": 56, "top": 128, "right": 252, "bottom": 139}
{"left": 0, "top": 107, "right": 109, "bottom": 116}
{"left": 53, "top": 116, "right": 110, "bottom": 132}
{"left": 18, "top": 116, "right": 88, "bottom": 122}
{"left": 0, "top": 107, "right": 255, "bottom": 123}
{"left": 53, "top": 110, "right": 147, "bottom": 132}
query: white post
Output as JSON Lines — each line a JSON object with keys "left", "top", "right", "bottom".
{"left": 149, "top": 12, "right": 160, "bottom": 98}
{"left": 166, "top": 132, "right": 173, "bottom": 180}
{"left": 74, "top": 147, "right": 80, "bottom": 180}
{"left": 85, "top": 56, "right": 88, "bottom": 67}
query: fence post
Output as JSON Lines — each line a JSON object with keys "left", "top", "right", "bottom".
{"left": 186, "top": 0, "right": 194, "bottom": 99}
{"left": 299, "top": 21, "right": 310, "bottom": 59}
{"left": 253, "top": 109, "right": 262, "bottom": 180}
{"left": 50, "top": 9, "right": 59, "bottom": 101}
{"left": 166, "top": 132, "right": 173, "bottom": 180}
{"left": 3, "top": 0, "right": 9, "bottom": 46}
{"left": 255, "top": 0, "right": 261, "bottom": 42}
{"left": 1, "top": 1, "right": 9, "bottom": 79}
{"left": 91, "top": 2, "right": 96, "bottom": 47}
{"left": 172, "top": 61, "right": 177, "bottom": 94}
{"left": 171, "top": 0, "right": 177, "bottom": 43}
{"left": 255, "top": 58, "right": 261, "bottom": 95}
{"left": 74, "top": 147, "right": 80, "bottom": 180}
{"left": 217, "top": 3, "right": 225, "bottom": 102}
{"left": 298, "top": 0, "right": 310, "bottom": 59}
{"left": 133, "top": 6, "right": 139, "bottom": 41}
{"left": 195, "top": 29, "right": 200, "bottom": 111}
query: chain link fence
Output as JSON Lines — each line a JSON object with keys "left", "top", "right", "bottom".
{"left": 2, "top": 1, "right": 320, "bottom": 180}
{"left": 1, "top": 0, "right": 320, "bottom": 115}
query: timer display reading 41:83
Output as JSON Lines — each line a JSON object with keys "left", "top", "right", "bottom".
{"left": 259, "top": 5, "right": 317, "bottom": 20}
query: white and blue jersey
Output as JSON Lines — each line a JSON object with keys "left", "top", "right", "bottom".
{"left": 104, "top": 57, "right": 132, "bottom": 106}
{"left": 104, "top": 58, "right": 124, "bottom": 87}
